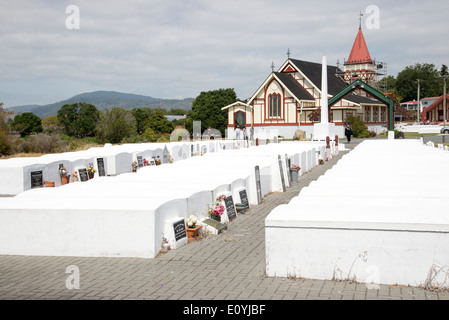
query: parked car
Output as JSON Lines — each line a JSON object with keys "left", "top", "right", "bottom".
{"left": 441, "top": 127, "right": 449, "bottom": 134}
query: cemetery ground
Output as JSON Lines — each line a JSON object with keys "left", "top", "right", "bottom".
{"left": 1, "top": 138, "right": 449, "bottom": 302}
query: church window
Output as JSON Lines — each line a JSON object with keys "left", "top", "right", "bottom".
{"left": 268, "top": 93, "right": 281, "bottom": 118}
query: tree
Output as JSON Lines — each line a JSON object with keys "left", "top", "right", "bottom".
{"left": 395, "top": 63, "right": 442, "bottom": 102}
{"left": 378, "top": 75, "right": 397, "bottom": 94}
{"left": 0, "top": 126, "right": 11, "bottom": 156}
{"left": 132, "top": 107, "right": 154, "bottom": 134}
{"left": 42, "top": 115, "right": 63, "bottom": 134}
{"left": 189, "top": 88, "right": 237, "bottom": 136}
{"left": 10, "top": 112, "right": 43, "bottom": 137}
{"left": 57, "top": 103, "right": 100, "bottom": 138}
{"left": 95, "top": 108, "right": 137, "bottom": 144}
{"left": 145, "top": 110, "right": 174, "bottom": 133}
{"left": 441, "top": 64, "right": 448, "bottom": 78}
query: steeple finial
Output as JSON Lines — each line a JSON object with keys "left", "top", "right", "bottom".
{"left": 271, "top": 61, "right": 275, "bottom": 72}
{"left": 287, "top": 48, "right": 291, "bottom": 59}
{"left": 358, "top": 12, "right": 363, "bottom": 29}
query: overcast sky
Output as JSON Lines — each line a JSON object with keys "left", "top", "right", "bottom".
{"left": 1, "top": 0, "right": 448, "bottom": 108}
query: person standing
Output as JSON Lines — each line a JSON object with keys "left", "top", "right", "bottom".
{"left": 344, "top": 123, "right": 352, "bottom": 142}
{"left": 235, "top": 125, "right": 241, "bottom": 140}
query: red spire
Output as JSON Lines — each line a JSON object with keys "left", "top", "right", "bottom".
{"left": 346, "top": 27, "right": 373, "bottom": 65}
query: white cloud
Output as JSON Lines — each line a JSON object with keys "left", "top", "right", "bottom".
{"left": 1, "top": 0, "right": 448, "bottom": 107}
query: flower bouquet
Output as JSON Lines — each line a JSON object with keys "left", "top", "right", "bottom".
{"left": 186, "top": 215, "right": 198, "bottom": 228}
{"left": 132, "top": 161, "right": 138, "bottom": 171}
{"left": 291, "top": 164, "right": 301, "bottom": 171}
{"left": 152, "top": 156, "right": 161, "bottom": 166}
{"left": 59, "top": 167, "right": 71, "bottom": 185}
{"left": 87, "top": 162, "right": 96, "bottom": 178}
{"left": 186, "top": 215, "right": 202, "bottom": 241}
{"left": 208, "top": 195, "right": 227, "bottom": 221}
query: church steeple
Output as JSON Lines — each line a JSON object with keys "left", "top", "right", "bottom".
{"left": 346, "top": 25, "right": 373, "bottom": 65}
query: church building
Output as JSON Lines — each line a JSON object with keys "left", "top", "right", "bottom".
{"left": 223, "top": 25, "right": 387, "bottom": 140}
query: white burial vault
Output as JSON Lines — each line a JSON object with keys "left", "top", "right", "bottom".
{"left": 265, "top": 139, "right": 449, "bottom": 288}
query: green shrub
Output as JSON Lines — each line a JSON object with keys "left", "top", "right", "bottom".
{"left": 0, "top": 127, "right": 11, "bottom": 156}
{"left": 346, "top": 115, "right": 370, "bottom": 138}
{"left": 18, "top": 134, "right": 64, "bottom": 154}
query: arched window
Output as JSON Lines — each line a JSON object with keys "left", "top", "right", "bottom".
{"left": 268, "top": 93, "right": 281, "bottom": 118}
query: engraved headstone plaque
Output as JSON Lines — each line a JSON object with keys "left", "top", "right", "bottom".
{"left": 225, "top": 195, "right": 237, "bottom": 220}
{"left": 285, "top": 154, "right": 291, "bottom": 185}
{"left": 31, "top": 171, "right": 43, "bottom": 189}
{"left": 173, "top": 219, "right": 187, "bottom": 242}
{"left": 239, "top": 188, "right": 249, "bottom": 210}
{"left": 97, "top": 158, "right": 106, "bottom": 177}
{"left": 278, "top": 155, "right": 286, "bottom": 192}
{"left": 79, "top": 168, "right": 89, "bottom": 182}
{"left": 255, "top": 166, "right": 262, "bottom": 204}
{"left": 137, "top": 156, "right": 144, "bottom": 168}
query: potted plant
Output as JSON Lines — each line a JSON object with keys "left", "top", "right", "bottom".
{"left": 290, "top": 164, "right": 301, "bottom": 183}
{"left": 59, "top": 167, "right": 71, "bottom": 185}
{"left": 87, "top": 162, "right": 96, "bottom": 179}
{"left": 132, "top": 161, "right": 138, "bottom": 172}
{"left": 186, "top": 215, "right": 202, "bottom": 242}
{"left": 208, "top": 195, "right": 227, "bottom": 222}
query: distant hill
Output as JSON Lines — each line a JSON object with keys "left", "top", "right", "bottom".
{"left": 7, "top": 91, "right": 193, "bottom": 118}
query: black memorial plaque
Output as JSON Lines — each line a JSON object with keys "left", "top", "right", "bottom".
{"left": 225, "top": 195, "right": 237, "bottom": 220}
{"left": 30, "top": 171, "right": 43, "bottom": 188}
{"left": 255, "top": 166, "right": 262, "bottom": 204}
{"left": 79, "top": 168, "right": 89, "bottom": 182}
{"left": 239, "top": 189, "right": 249, "bottom": 210}
{"left": 137, "top": 156, "right": 144, "bottom": 168}
{"left": 278, "top": 155, "right": 286, "bottom": 192}
{"left": 173, "top": 219, "right": 187, "bottom": 242}
{"left": 97, "top": 158, "right": 106, "bottom": 177}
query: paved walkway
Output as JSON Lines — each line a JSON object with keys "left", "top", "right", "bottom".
{"left": 1, "top": 139, "right": 449, "bottom": 302}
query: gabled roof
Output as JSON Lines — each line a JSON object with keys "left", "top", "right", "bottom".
{"left": 273, "top": 72, "right": 315, "bottom": 101}
{"left": 422, "top": 95, "right": 449, "bottom": 114}
{"left": 246, "top": 72, "right": 315, "bottom": 106}
{"left": 288, "top": 59, "right": 383, "bottom": 105}
{"left": 346, "top": 27, "right": 373, "bottom": 65}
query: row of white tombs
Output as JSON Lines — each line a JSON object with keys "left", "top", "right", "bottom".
{"left": 2, "top": 137, "right": 449, "bottom": 288}
{"left": 0, "top": 139, "right": 336, "bottom": 258}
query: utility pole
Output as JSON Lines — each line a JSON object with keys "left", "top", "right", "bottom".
{"left": 416, "top": 79, "right": 422, "bottom": 124}
{"left": 444, "top": 75, "right": 447, "bottom": 127}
